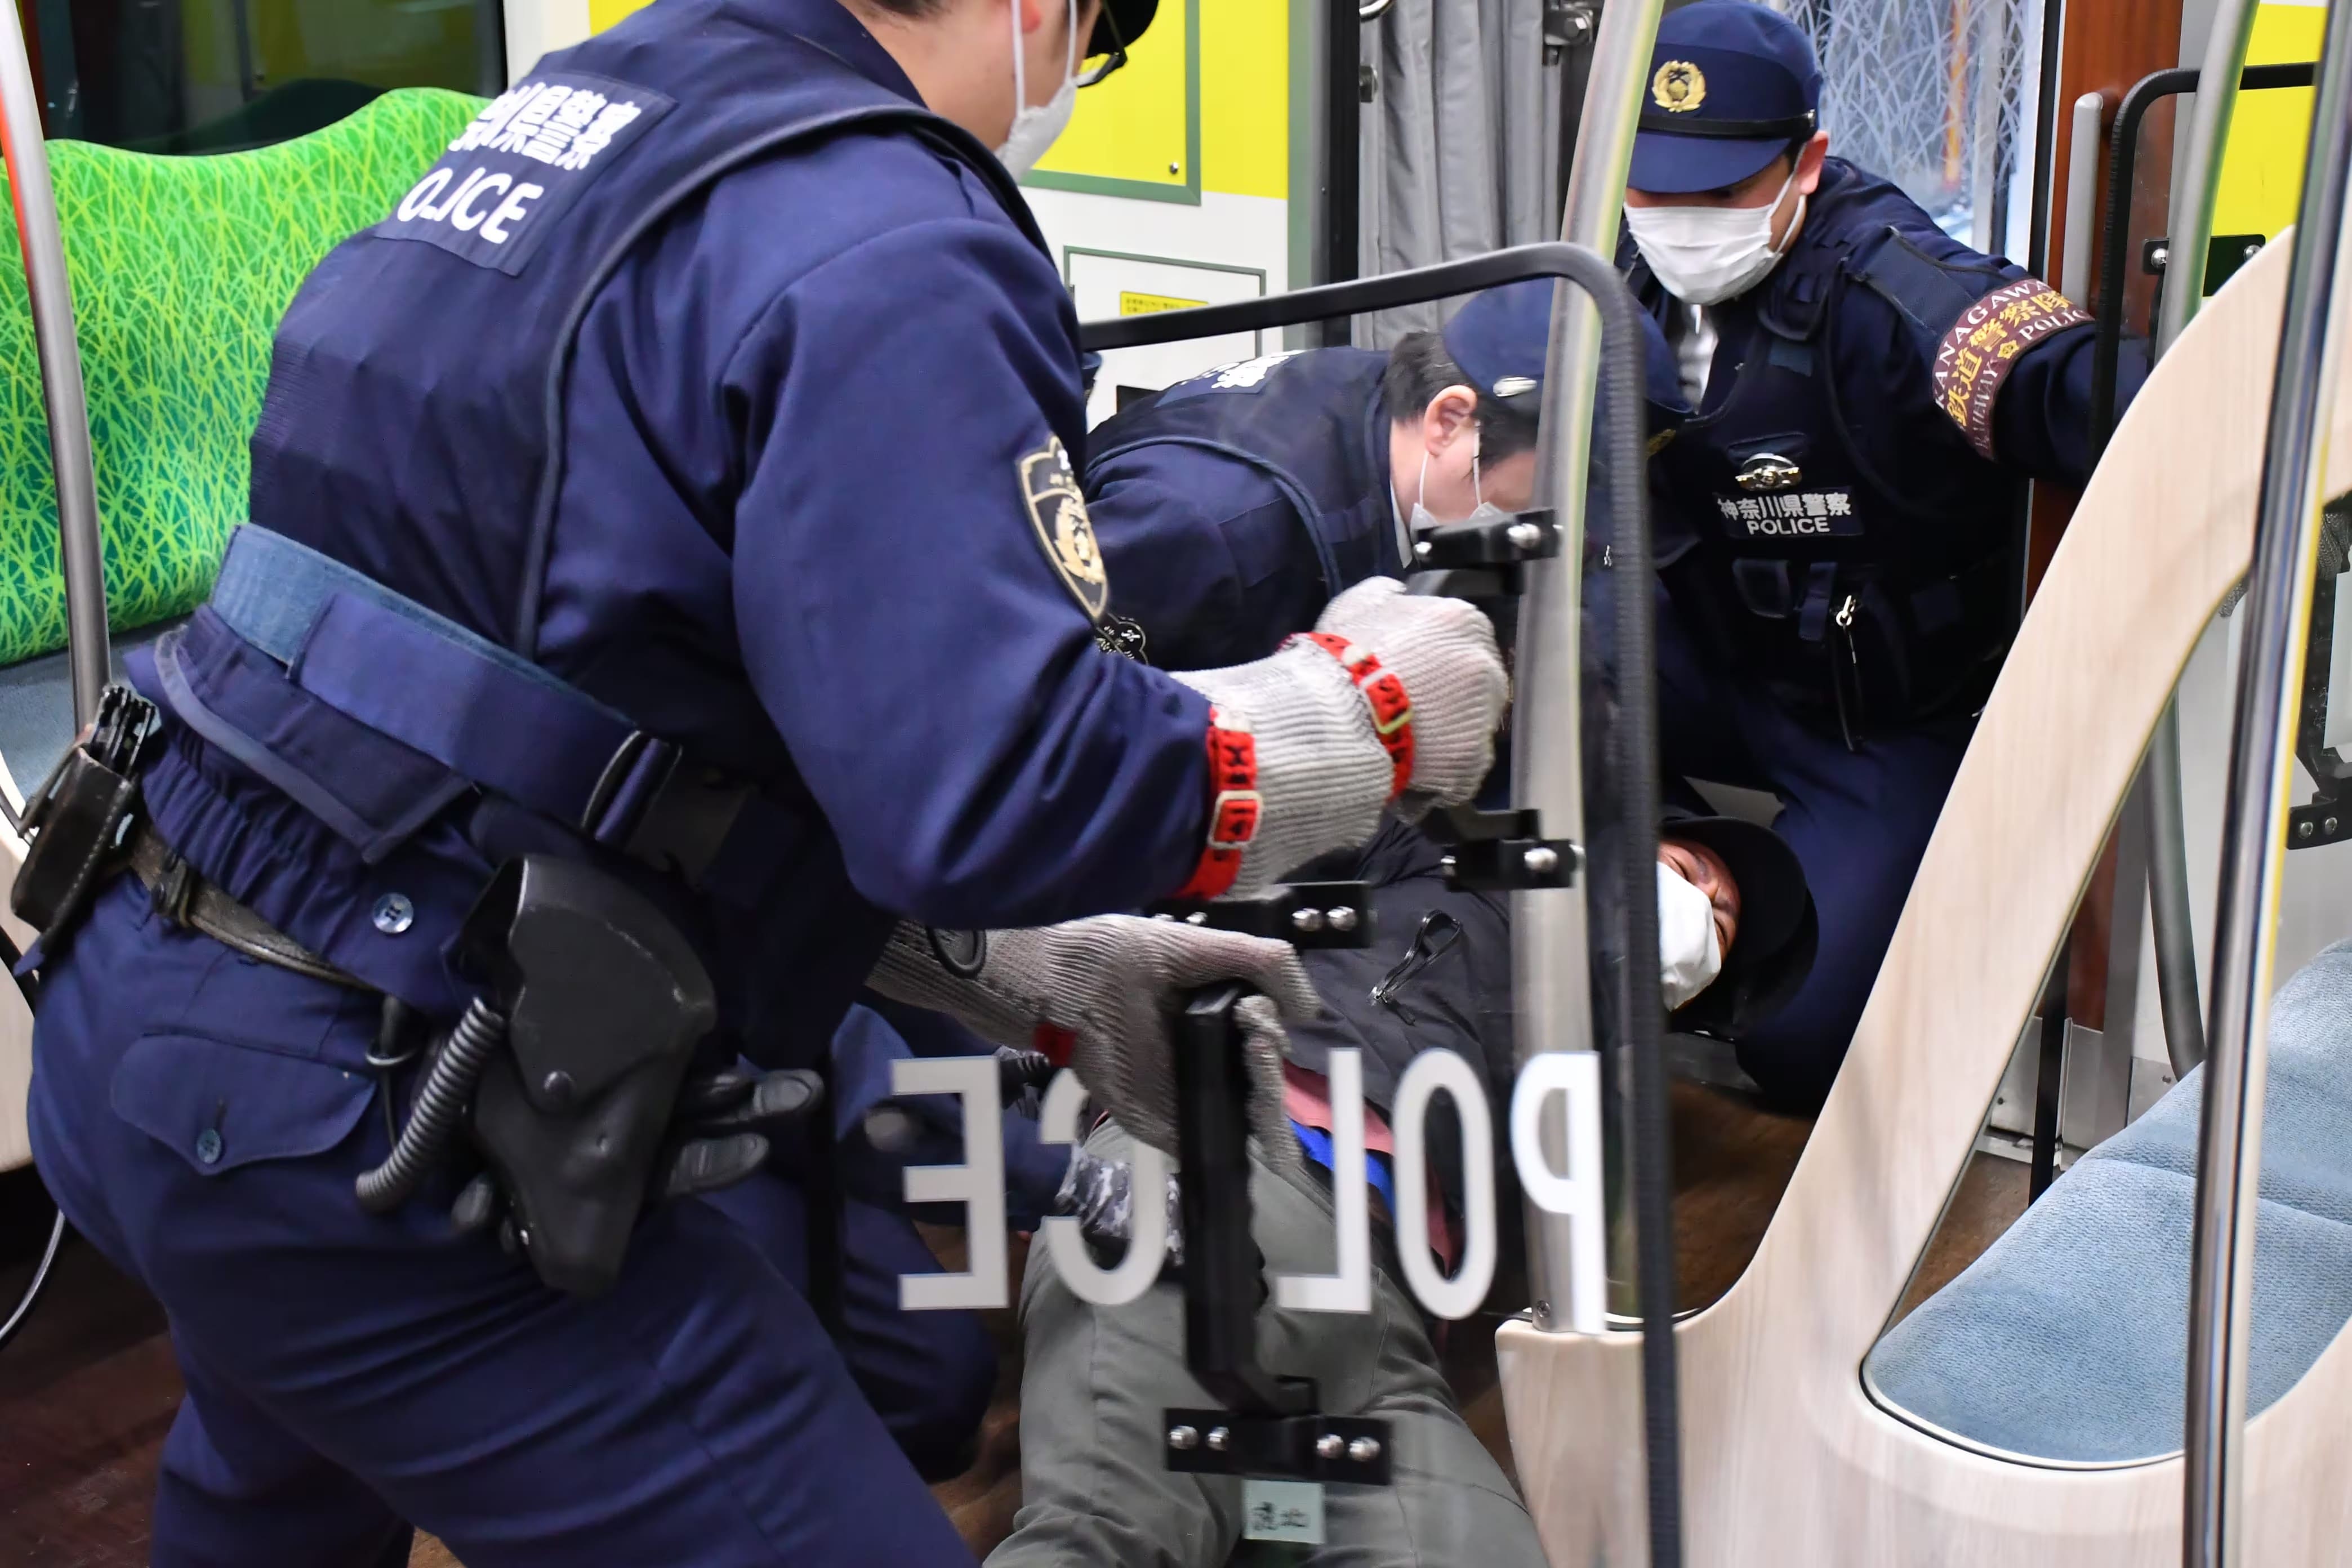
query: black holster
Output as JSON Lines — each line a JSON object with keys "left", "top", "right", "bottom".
{"left": 11, "top": 685, "right": 158, "bottom": 946}
{"left": 451, "top": 857, "right": 717, "bottom": 1296}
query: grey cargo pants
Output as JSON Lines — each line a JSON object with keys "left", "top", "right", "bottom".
{"left": 986, "top": 1122, "right": 1549, "bottom": 1568}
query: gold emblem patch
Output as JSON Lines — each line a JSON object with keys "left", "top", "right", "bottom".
{"left": 1652, "top": 60, "right": 1707, "bottom": 113}
{"left": 1019, "top": 435, "right": 1109, "bottom": 622}
{"left": 1735, "top": 452, "right": 1803, "bottom": 492}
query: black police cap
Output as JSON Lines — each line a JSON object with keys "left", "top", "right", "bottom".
{"left": 1631, "top": 0, "right": 1823, "bottom": 195}
{"left": 1091, "top": 0, "right": 1157, "bottom": 61}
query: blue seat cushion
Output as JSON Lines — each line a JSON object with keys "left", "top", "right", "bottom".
{"left": 1864, "top": 940, "right": 2352, "bottom": 1463}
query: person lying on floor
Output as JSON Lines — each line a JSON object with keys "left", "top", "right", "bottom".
{"left": 986, "top": 815, "right": 1808, "bottom": 1567}
{"left": 972, "top": 288, "right": 1816, "bottom": 1565}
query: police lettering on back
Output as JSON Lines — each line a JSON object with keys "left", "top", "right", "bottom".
{"left": 376, "top": 72, "right": 677, "bottom": 276}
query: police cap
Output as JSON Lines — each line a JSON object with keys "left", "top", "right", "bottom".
{"left": 1090, "top": 0, "right": 1159, "bottom": 65}
{"left": 1440, "top": 279, "right": 1551, "bottom": 409}
{"left": 1444, "top": 278, "right": 1689, "bottom": 416}
{"left": 1629, "top": 0, "right": 1821, "bottom": 197}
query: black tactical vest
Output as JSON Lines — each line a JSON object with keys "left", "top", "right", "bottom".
{"left": 1634, "top": 159, "right": 2028, "bottom": 740}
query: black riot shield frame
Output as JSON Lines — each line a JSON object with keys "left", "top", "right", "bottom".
{"left": 0, "top": 0, "right": 111, "bottom": 1351}
{"left": 1080, "top": 232, "right": 1681, "bottom": 1562}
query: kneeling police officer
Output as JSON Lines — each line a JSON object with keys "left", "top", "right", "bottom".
{"left": 16, "top": 0, "right": 1512, "bottom": 1562}
{"left": 1621, "top": 0, "right": 2144, "bottom": 1107}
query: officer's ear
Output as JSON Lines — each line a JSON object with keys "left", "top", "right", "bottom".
{"left": 1420, "top": 385, "right": 1481, "bottom": 453}
{"left": 1794, "top": 130, "right": 1830, "bottom": 197}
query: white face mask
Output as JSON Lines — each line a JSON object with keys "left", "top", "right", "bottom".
{"left": 1624, "top": 164, "right": 1805, "bottom": 307}
{"left": 1656, "top": 859, "right": 1724, "bottom": 1012}
{"left": 996, "top": 0, "right": 1079, "bottom": 180}
{"left": 1406, "top": 434, "right": 1511, "bottom": 537}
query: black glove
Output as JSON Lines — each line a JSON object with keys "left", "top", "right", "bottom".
{"left": 450, "top": 1062, "right": 825, "bottom": 1251}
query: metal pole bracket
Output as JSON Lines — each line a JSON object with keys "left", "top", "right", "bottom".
{"left": 1162, "top": 1407, "right": 1395, "bottom": 1485}
{"left": 1150, "top": 881, "right": 1377, "bottom": 948}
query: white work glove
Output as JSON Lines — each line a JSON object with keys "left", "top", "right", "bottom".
{"left": 1170, "top": 577, "right": 1508, "bottom": 896}
{"left": 868, "top": 916, "right": 1321, "bottom": 1166}
{"left": 1309, "top": 577, "right": 1508, "bottom": 820}
{"left": 1657, "top": 859, "right": 1724, "bottom": 1012}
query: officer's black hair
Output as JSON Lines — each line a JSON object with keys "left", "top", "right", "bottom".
{"left": 1382, "top": 331, "right": 1542, "bottom": 463}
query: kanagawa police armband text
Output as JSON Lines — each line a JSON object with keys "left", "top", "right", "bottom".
{"left": 1018, "top": 435, "right": 1110, "bottom": 622}
{"left": 1930, "top": 278, "right": 2091, "bottom": 460}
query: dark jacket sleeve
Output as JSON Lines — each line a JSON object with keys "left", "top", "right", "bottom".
{"left": 1990, "top": 327, "right": 2151, "bottom": 487}
{"left": 1845, "top": 217, "right": 2145, "bottom": 490}
{"left": 730, "top": 217, "right": 1215, "bottom": 928}
{"left": 1084, "top": 441, "right": 1331, "bottom": 672}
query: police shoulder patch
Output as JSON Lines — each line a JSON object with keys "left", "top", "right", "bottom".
{"left": 1928, "top": 277, "right": 2091, "bottom": 460}
{"left": 1019, "top": 436, "right": 1110, "bottom": 622}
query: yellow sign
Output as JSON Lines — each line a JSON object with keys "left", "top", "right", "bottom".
{"left": 2213, "top": 2, "right": 2326, "bottom": 243}
{"left": 588, "top": 0, "right": 652, "bottom": 34}
{"left": 580, "top": 0, "right": 1288, "bottom": 204}
{"left": 1033, "top": 0, "right": 1191, "bottom": 190}
{"left": 1120, "top": 290, "right": 1208, "bottom": 315}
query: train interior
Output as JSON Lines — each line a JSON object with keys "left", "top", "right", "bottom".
{"left": 1, "top": 0, "right": 2350, "bottom": 1564}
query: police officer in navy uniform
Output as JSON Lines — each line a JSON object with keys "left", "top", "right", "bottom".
{"left": 1081, "top": 301, "right": 1814, "bottom": 1034}
{"left": 20, "top": 0, "right": 1517, "bottom": 1561}
{"left": 1620, "top": 0, "right": 2141, "bottom": 1109}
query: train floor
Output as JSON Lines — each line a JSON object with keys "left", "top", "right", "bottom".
{"left": 0, "top": 1085, "right": 2028, "bottom": 1566}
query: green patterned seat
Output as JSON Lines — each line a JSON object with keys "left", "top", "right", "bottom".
{"left": 0, "top": 87, "right": 487, "bottom": 671}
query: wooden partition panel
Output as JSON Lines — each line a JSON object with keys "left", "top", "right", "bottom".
{"left": 1499, "top": 233, "right": 2352, "bottom": 1566}
{"left": 2044, "top": 0, "right": 2187, "bottom": 313}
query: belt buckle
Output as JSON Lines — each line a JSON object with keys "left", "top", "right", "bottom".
{"left": 580, "top": 730, "right": 681, "bottom": 848}
{"left": 150, "top": 843, "right": 197, "bottom": 926}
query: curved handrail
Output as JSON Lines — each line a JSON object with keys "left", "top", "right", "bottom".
{"left": 2162, "top": 0, "right": 2262, "bottom": 351}
{"left": 0, "top": 1, "right": 106, "bottom": 729}
{"left": 2183, "top": 4, "right": 2352, "bottom": 1561}
{"left": 2088, "top": 60, "right": 2319, "bottom": 1084}
{"left": 2090, "top": 64, "right": 2315, "bottom": 469}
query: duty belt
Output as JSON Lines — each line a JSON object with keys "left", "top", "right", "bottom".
{"left": 161, "top": 525, "right": 752, "bottom": 879}
{"left": 127, "top": 825, "right": 364, "bottom": 989}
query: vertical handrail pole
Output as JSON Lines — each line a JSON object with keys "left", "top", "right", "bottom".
{"left": 2162, "top": 0, "right": 2260, "bottom": 350}
{"left": 0, "top": 5, "right": 104, "bottom": 729}
{"left": 1516, "top": 7, "right": 1675, "bottom": 1561}
{"left": 1321, "top": 0, "right": 1362, "bottom": 348}
{"left": 2148, "top": 4, "right": 2264, "bottom": 1097}
{"left": 2150, "top": 698, "right": 2208, "bottom": 1073}
{"left": 2182, "top": 3, "right": 2352, "bottom": 1561}
{"left": 2060, "top": 92, "right": 2106, "bottom": 302}
{"left": 1512, "top": 0, "right": 1664, "bottom": 1337}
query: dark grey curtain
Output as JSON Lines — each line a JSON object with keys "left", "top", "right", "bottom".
{"left": 1358, "top": 0, "right": 1563, "bottom": 345}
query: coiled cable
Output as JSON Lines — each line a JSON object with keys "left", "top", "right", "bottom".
{"left": 354, "top": 996, "right": 506, "bottom": 1213}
